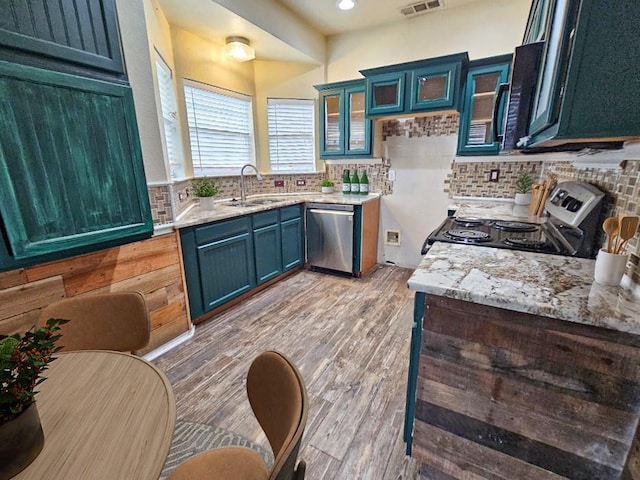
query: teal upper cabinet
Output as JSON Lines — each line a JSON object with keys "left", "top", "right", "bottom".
{"left": 457, "top": 55, "right": 512, "bottom": 156}
{"left": 515, "top": 0, "right": 640, "bottom": 150}
{"left": 0, "top": 61, "right": 152, "bottom": 268}
{"left": 365, "top": 72, "right": 405, "bottom": 115}
{"left": 315, "top": 79, "right": 372, "bottom": 158}
{"left": 360, "top": 52, "right": 468, "bottom": 117}
{"left": 0, "top": 0, "right": 125, "bottom": 80}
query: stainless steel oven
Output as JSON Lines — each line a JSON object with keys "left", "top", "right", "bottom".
{"left": 422, "top": 181, "right": 605, "bottom": 258}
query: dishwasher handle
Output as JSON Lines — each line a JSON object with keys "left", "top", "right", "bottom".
{"left": 307, "top": 209, "right": 353, "bottom": 217}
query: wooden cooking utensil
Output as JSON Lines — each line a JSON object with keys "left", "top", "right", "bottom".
{"left": 529, "top": 183, "right": 543, "bottom": 215}
{"left": 602, "top": 217, "right": 619, "bottom": 254}
{"left": 615, "top": 215, "right": 639, "bottom": 254}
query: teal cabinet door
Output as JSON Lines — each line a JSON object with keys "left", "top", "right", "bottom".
{"left": 0, "top": 0, "right": 125, "bottom": 79}
{"left": 365, "top": 72, "right": 405, "bottom": 116}
{"left": 408, "top": 62, "right": 460, "bottom": 112}
{"left": 457, "top": 57, "right": 511, "bottom": 156}
{"left": 316, "top": 79, "right": 373, "bottom": 159}
{"left": 281, "top": 217, "right": 303, "bottom": 271}
{"left": 254, "top": 223, "right": 282, "bottom": 285}
{"left": 345, "top": 85, "right": 372, "bottom": 156}
{"left": 318, "top": 89, "right": 344, "bottom": 156}
{"left": 198, "top": 232, "right": 256, "bottom": 311}
{"left": 0, "top": 61, "right": 151, "bottom": 263}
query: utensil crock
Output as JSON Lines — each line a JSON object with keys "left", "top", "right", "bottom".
{"left": 594, "top": 248, "right": 628, "bottom": 286}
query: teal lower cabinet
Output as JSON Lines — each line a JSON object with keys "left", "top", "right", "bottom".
{"left": 281, "top": 205, "right": 304, "bottom": 271}
{"left": 181, "top": 216, "right": 256, "bottom": 319}
{"left": 181, "top": 205, "right": 304, "bottom": 321}
{"left": 253, "top": 211, "right": 282, "bottom": 285}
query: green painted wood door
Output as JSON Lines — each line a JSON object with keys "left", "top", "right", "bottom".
{"left": 0, "top": 0, "right": 125, "bottom": 77}
{"left": 365, "top": 72, "right": 405, "bottom": 116}
{"left": 318, "top": 89, "right": 344, "bottom": 157}
{"left": 254, "top": 223, "right": 282, "bottom": 285}
{"left": 197, "top": 232, "right": 256, "bottom": 311}
{"left": 0, "top": 60, "right": 151, "bottom": 260}
{"left": 281, "top": 216, "right": 303, "bottom": 271}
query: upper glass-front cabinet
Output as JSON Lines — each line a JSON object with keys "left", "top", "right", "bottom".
{"left": 457, "top": 56, "right": 511, "bottom": 156}
{"left": 361, "top": 52, "right": 468, "bottom": 117}
{"left": 316, "top": 79, "right": 372, "bottom": 158}
{"left": 322, "top": 92, "right": 343, "bottom": 154}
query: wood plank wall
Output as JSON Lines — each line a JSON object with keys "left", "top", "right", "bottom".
{"left": 0, "top": 232, "right": 191, "bottom": 355}
{"left": 413, "top": 295, "right": 640, "bottom": 480}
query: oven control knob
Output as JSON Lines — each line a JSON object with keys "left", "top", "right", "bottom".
{"left": 567, "top": 199, "right": 583, "bottom": 212}
{"left": 561, "top": 195, "right": 575, "bottom": 208}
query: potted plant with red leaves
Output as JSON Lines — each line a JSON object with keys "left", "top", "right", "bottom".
{"left": 0, "top": 318, "right": 67, "bottom": 479}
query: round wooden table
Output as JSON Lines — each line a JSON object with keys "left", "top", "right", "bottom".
{"left": 14, "top": 350, "right": 176, "bottom": 480}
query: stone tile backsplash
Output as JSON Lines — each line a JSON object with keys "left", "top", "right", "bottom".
{"left": 446, "top": 160, "right": 544, "bottom": 197}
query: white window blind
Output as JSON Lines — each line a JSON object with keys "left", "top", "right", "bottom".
{"left": 184, "top": 80, "right": 256, "bottom": 176}
{"left": 155, "top": 54, "right": 183, "bottom": 179}
{"left": 267, "top": 98, "right": 315, "bottom": 173}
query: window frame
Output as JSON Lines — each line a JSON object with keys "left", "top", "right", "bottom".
{"left": 267, "top": 97, "right": 317, "bottom": 174}
{"left": 183, "top": 79, "right": 257, "bottom": 177}
{"left": 153, "top": 50, "right": 184, "bottom": 179}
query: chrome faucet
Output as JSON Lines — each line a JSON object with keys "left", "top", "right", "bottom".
{"left": 240, "top": 164, "right": 263, "bottom": 203}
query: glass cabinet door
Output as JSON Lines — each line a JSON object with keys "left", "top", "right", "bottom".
{"left": 323, "top": 93, "right": 342, "bottom": 154}
{"left": 457, "top": 61, "right": 511, "bottom": 156}
{"left": 366, "top": 72, "right": 404, "bottom": 115}
{"left": 347, "top": 89, "right": 367, "bottom": 153}
{"left": 409, "top": 63, "right": 458, "bottom": 111}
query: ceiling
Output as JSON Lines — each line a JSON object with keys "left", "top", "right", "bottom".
{"left": 156, "top": 0, "right": 487, "bottom": 63}
{"left": 277, "top": 0, "right": 485, "bottom": 36}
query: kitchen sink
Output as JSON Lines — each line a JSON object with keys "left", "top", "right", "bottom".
{"left": 223, "top": 199, "right": 281, "bottom": 208}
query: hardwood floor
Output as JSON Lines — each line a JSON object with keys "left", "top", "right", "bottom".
{"left": 153, "top": 265, "right": 419, "bottom": 479}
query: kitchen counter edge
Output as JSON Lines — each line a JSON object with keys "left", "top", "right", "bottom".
{"left": 175, "top": 193, "right": 381, "bottom": 229}
{"left": 408, "top": 242, "right": 640, "bottom": 336}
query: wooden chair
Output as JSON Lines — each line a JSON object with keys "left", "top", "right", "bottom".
{"left": 38, "top": 292, "right": 150, "bottom": 352}
{"left": 167, "top": 351, "right": 308, "bottom": 480}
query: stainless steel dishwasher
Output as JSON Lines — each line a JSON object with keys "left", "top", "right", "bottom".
{"left": 306, "top": 203, "right": 354, "bottom": 274}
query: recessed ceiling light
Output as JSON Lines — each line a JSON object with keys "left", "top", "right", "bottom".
{"left": 337, "top": 0, "right": 357, "bottom": 10}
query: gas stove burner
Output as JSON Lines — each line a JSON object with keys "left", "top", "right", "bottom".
{"left": 493, "top": 221, "right": 539, "bottom": 232}
{"left": 503, "top": 237, "right": 546, "bottom": 249}
{"left": 445, "top": 229, "right": 492, "bottom": 242}
{"left": 454, "top": 217, "right": 485, "bottom": 227}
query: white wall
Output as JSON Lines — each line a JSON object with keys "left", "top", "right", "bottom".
{"left": 116, "top": 0, "right": 168, "bottom": 183}
{"left": 327, "top": 0, "right": 531, "bottom": 81}
{"left": 380, "top": 134, "right": 458, "bottom": 268}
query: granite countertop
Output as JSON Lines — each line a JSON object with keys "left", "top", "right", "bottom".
{"left": 408, "top": 242, "right": 640, "bottom": 336}
{"left": 452, "top": 199, "right": 546, "bottom": 224}
{"left": 175, "top": 192, "right": 380, "bottom": 229}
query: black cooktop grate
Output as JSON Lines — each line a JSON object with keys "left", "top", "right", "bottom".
{"left": 444, "top": 229, "right": 492, "bottom": 242}
{"left": 493, "top": 221, "right": 539, "bottom": 232}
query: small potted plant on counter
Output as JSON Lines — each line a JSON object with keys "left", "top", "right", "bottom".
{"left": 191, "top": 177, "right": 219, "bottom": 210}
{"left": 0, "top": 318, "right": 67, "bottom": 479}
{"left": 514, "top": 172, "right": 533, "bottom": 206}
{"left": 320, "top": 180, "right": 334, "bottom": 194}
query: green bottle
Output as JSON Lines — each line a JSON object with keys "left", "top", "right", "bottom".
{"left": 351, "top": 170, "right": 360, "bottom": 194}
{"left": 359, "top": 170, "right": 369, "bottom": 195}
{"left": 342, "top": 170, "right": 351, "bottom": 194}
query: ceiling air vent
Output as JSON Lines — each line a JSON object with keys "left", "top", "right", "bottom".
{"left": 400, "top": 0, "right": 443, "bottom": 17}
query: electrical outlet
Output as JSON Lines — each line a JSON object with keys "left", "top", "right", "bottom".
{"left": 489, "top": 169, "right": 500, "bottom": 182}
{"left": 388, "top": 169, "right": 396, "bottom": 182}
{"left": 274, "top": 180, "right": 284, "bottom": 187}
{"left": 178, "top": 192, "right": 184, "bottom": 201}
{"left": 296, "top": 179, "right": 306, "bottom": 186}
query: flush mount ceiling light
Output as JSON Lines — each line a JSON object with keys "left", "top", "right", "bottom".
{"left": 336, "top": 0, "right": 357, "bottom": 10}
{"left": 223, "top": 36, "right": 255, "bottom": 62}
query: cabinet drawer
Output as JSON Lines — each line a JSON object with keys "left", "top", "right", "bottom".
{"left": 195, "top": 217, "right": 250, "bottom": 245}
{"left": 280, "top": 205, "right": 302, "bottom": 222}
{"left": 252, "top": 210, "right": 279, "bottom": 229}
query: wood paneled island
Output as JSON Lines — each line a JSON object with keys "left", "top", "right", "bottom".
{"left": 406, "top": 242, "right": 640, "bottom": 480}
